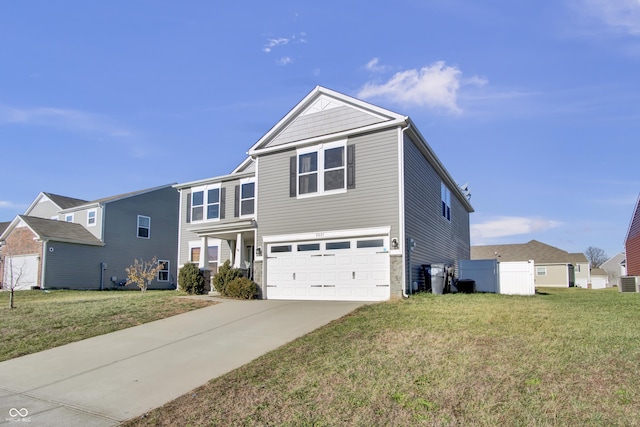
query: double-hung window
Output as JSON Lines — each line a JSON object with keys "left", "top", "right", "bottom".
{"left": 191, "top": 185, "right": 221, "bottom": 221}
{"left": 137, "top": 215, "right": 150, "bottom": 239}
{"left": 297, "top": 141, "right": 346, "bottom": 197}
{"left": 87, "top": 209, "right": 97, "bottom": 227}
{"left": 158, "top": 260, "right": 169, "bottom": 281}
{"left": 240, "top": 181, "right": 255, "bottom": 216}
{"left": 441, "top": 182, "right": 451, "bottom": 222}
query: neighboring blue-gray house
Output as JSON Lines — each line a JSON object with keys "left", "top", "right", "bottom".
{"left": 175, "top": 86, "right": 473, "bottom": 301}
{"left": 0, "top": 185, "right": 179, "bottom": 290}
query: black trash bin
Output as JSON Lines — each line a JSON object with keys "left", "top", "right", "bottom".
{"left": 456, "top": 279, "right": 475, "bottom": 293}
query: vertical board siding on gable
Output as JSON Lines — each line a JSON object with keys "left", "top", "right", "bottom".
{"left": 268, "top": 106, "right": 386, "bottom": 147}
{"left": 257, "top": 128, "right": 400, "bottom": 242}
{"left": 403, "top": 135, "right": 471, "bottom": 289}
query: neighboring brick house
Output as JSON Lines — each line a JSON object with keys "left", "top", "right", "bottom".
{"left": 471, "top": 240, "right": 590, "bottom": 288}
{"left": 625, "top": 194, "right": 640, "bottom": 276}
{"left": 0, "top": 186, "right": 179, "bottom": 290}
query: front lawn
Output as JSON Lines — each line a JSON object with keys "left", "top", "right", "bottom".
{"left": 124, "top": 287, "right": 640, "bottom": 426}
{"left": 0, "top": 290, "right": 213, "bottom": 362}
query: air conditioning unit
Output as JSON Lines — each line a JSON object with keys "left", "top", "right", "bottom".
{"left": 619, "top": 276, "right": 640, "bottom": 293}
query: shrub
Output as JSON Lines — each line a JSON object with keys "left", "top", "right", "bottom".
{"left": 225, "top": 277, "right": 258, "bottom": 299}
{"left": 212, "top": 260, "right": 242, "bottom": 295}
{"left": 178, "top": 263, "right": 206, "bottom": 295}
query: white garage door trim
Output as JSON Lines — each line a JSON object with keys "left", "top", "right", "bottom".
{"left": 3, "top": 255, "right": 39, "bottom": 290}
{"left": 265, "top": 228, "right": 391, "bottom": 301}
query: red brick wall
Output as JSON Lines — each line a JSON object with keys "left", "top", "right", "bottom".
{"left": 626, "top": 234, "right": 640, "bottom": 276}
{"left": 0, "top": 226, "right": 43, "bottom": 288}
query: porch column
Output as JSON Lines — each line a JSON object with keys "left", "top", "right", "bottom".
{"left": 233, "top": 233, "right": 245, "bottom": 269}
{"left": 199, "top": 236, "right": 209, "bottom": 270}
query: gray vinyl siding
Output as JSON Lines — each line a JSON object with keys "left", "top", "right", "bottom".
{"left": 74, "top": 206, "right": 104, "bottom": 239}
{"left": 43, "top": 242, "right": 105, "bottom": 289}
{"left": 96, "top": 186, "right": 179, "bottom": 289}
{"left": 257, "top": 128, "right": 400, "bottom": 244}
{"left": 268, "top": 106, "right": 387, "bottom": 147}
{"left": 403, "top": 135, "right": 471, "bottom": 289}
{"left": 27, "top": 200, "right": 62, "bottom": 219}
{"left": 177, "top": 177, "right": 253, "bottom": 269}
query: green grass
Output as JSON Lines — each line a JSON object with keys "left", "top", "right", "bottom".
{"left": 0, "top": 290, "right": 213, "bottom": 362}
{"left": 123, "top": 287, "right": 640, "bottom": 426}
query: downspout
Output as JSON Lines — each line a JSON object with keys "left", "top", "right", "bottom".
{"left": 40, "top": 240, "right": 48, "bottom": 289}
{"left": 400, "top": 121, "right": 411, "bottom": 298}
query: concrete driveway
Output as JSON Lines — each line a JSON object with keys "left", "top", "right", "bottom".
{"left": 0, "top": 298, "right": 365, "bottom": 426}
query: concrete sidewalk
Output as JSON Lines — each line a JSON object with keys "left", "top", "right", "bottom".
{"left": 0, "top": 298, "right": 364, "bottom": 426}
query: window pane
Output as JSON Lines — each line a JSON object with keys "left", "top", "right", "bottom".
{"left": 138, "top": 227, "right": 149, "bottom": 238}
{"left": 192, "top": 206, "right": 203, "bottom": 221}
{"left": 298, "top": 243, "right": 320, "bottom": 251}
{"left": 207, "top": 204, "right": 219, "bottom": 219}
{"left": 208, "top": 246, "right": 219, "bottom": 262}
{"left": 357, "top": 239, "right": 384, "bottom": 248}
{"left": 326, "top": 241, "right": 350, "bottom": 250}
{"left": 192, "top": 191, "right": 204, "bottom": 206}
{"left": 191, "top": 247, "right": 201, "bottom": 262}
{"left": 271, "top": 245, "right": 292, "bottom": 253}
{"left": 241, "top": 199, "right": 254, "bottom": 215}
{"left": 208, "top": 188, "right": 220, "bottom": 203}
{"left": 325, "top": 147, "right": 344, "bottom": 169}
{"left": 299, "top": 174, "right": 317, "bottom": 194}
{"left": 325, "top": 169, "right": 345, "bottom": 191}
{"left": 299, "top": 152, "right": 317, "bottom": 173}
{"left": 242, "top": 182, "right": 255, "bottom": 199}
{"left": 138, "top": 216, "right": 150, "bottom": 227}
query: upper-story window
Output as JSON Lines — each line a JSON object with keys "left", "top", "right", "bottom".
{"left": 240, "top": 181, "right": 255, "bottom": 216}
{"left": 137, "top": 215, "right": 150, "bottom": 239}
{"left": 65, "top": 214, "right": 74, "bottom": 222}
{"left": 441, "top": 182, "right": 451, "bottom": 222}
{"left": 297, "top": 141, "right": 346, "bottom": 197}
{"left": 87, "top": 209, "right": 97, "bottom": 227}
{"left": 191, "top": 185, "right": 221, "bottom": 222}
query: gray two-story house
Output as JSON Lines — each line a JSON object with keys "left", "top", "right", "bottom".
{"left": 175, "top": 86, "right": 473, "bottom": 301}
{"left": 0, "top": 185, "right": 179, "bottom": 290}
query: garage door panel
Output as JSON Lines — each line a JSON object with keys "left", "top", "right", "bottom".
{"left": 266, "top": 235, "right": 390, "bottom": 301}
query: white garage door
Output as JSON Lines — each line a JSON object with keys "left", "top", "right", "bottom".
{"left": 266, "top": 236, "right": 390, "bottom": 301}
{"left": 3, "top": 255, "right": 39, "bottom": 290}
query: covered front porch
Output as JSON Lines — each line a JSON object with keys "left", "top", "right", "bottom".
{"left": 188, "top": 219, "right": 257, "bottom": 291}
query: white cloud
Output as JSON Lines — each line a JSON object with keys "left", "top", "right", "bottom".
{"left": 262, "top": 33, "right": 307, "bottom": 53}
{"left": 365, "top": 57, "right": 390, "bottom": 73}
{"left": 471, "top": 216, "right": 562, "bottom": 240}
{"left": 277, "top": 57, "right": 293, "bottom": 66}
{"left": 578, "top": 0, "right": 640, "bottom": 36}
{"left": 357, "top": 61, "right": 485, "bottom": 114}
{"left": 0, "top": 104, "right": 131, "bottom": 137}
{"left": 0, "top": 200, "right": 23, "bottom": 210}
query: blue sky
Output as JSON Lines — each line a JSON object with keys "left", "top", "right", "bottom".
{"left": 1, "top": 1, "right": 639, "bottom": 259}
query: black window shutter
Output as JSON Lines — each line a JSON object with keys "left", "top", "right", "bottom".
{"left": 234, "top": 185, "right": 240, "bottom": 217}
{"left": 290, "top": 156, "right": 297, "bottom": 197}
{"left": 186, "top": 192, "right": 191, "bottom": 223}
{"left": 347, "top": 144, "right": 356, "bottom": 189}
{"left": 220, "top": 187, "right": 226, "bottom": 219}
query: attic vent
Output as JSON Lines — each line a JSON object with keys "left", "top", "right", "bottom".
{"left": 619, "top": 276, "right": 640, "bottom": 293}
{"left": 301, "top": 95, "right": 342, "bottom": 116}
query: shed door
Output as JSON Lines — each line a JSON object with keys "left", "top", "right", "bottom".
{"left": 266, "top": 236, "right": 390, "bottom": 301}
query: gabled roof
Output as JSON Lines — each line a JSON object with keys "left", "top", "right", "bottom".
{"left": 625, "top": 193, "right": 640, "bottom": 243}
{"left": 591, "top": 267, "right": 608, "bottom": 276}
{"left": 1, "top": 215, "right": 104, "bottom": 246}
{"left": 471, "top": 240, "right": 585, "bottom": 264}
{"left": 0, "top": 221, "right": 10, "bottom": 235}
{"left": 24, "top": 192, "right": 89, "bottom": 215}
{"left": 60, "top": 184, "right": 176, "bottom": 212}
{"left": 248, "top": 86, "right": 407, "bottom": 155}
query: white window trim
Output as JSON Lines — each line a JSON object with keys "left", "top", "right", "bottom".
{"left": 137, "top": 215, "right": 151, "bottom": 239}
{"left": 536, "top": 266, "right": 547, "bottom": 276}
{"left": 158, "top": 260, "right": 170, "bottom": 282}
{"left": 297, "top": 140, "right": 347, "bottom": 198}
{"left": 87, "top": 209, "right": 97, "bottom": 227}
{"left": 191, "top": 184, "right": 222, "bottom": 222}
{"left": 187, "top": 240, "right": 221, "bottom": 266}
{"left": 239, "top": 178, "right": 256, "bottom": 217}
{"left": 65, "top": 213, "right": 74, "bottom": 222}
{"left": 441, "top": 182, "right": 451, "bottom": 222}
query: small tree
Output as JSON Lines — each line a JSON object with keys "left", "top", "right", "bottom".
{"left": 178, "top": 262, "right": 206, "bottom": 295}
{"left": 125, "top": 257, "right": 163, "bottom": 294}
{"left": 3, "top": 255, "right": 26, "bottom": 309}
{"left": 584, "top": 246, "right": 608, "bottom": 268}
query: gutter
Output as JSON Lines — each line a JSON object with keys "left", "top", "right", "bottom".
{"left": 400, "top": 122, "right": 411, "bottom": 298}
